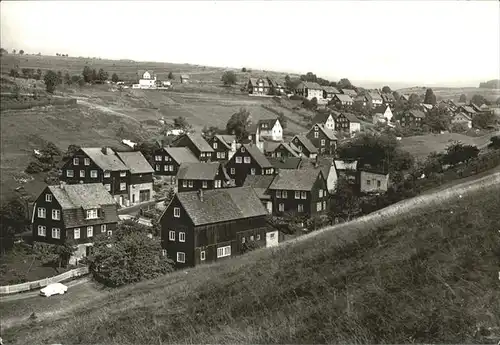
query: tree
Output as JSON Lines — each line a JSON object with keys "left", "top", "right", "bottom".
{"left": 392, "top": 91, "right": 400, "bottom": 100}
{"left": 408, "top": 93, "right": 421, "bottom": 108}
{"left": 9, "top": 69, "right": 19, "bottom": 78}
{"left": 471, "top": 94, "right": 488, "bottom": 107}
{"left": 423, "top": 88, "right": 437, "bottom": 105}
{"left": 111, "top": 73, "right": 119, "bottom": 83}
{"left": 134, "top": 141, "right": 158, "bottom": 163}
{"left": 82, "top": 66, "right": 93, "bottom": 83}
{"left": 496, "top": 97, "right": 500, "bottom": 106}
{"left": 43, "top": 70, "right": 58, "bottom": 93}
{"left": 382, "top": 86, "right": 392, "bottom": 93}
{"left": 35, "top": 69, "right": 42, "bottom": 81}
{"left": 424, "top": 105, "right": 451, "bottom": 132}
{"left": 12, "top": 49, "right": 16, "bottom": 54}
{"left": 221, "top": 71, "right": 237, "bottom": 85}
{"left": 97, "top": 68, "right": 108, "bottom": 83}
{"left": 226, "top": 108, "right": 252, "bottom": 141}
{"left": 64, "top": 72, "right": 71, "bottom": 85}
{"left": 173, "top": 116, "right": 191, "bottom": 131}
{"left": 86, "top": 220, "right": 174, "bottom": 287}
{"left": 277, "top": 111, "right": 287, "bottom": 129}
{"left": 338, "top": 78, "right": 353, "bottom": 89}
{"left": 91, "top": 69, "right": 98, "bottom": 83}
{"left": 241, "top": 67, "right": 247, "bottom": 72}
{"left": 21, "top": 68, "right": 34, "bottom": 79}
{"left": 202, "top": 125, "right": 223, "bottom": 138}
{"left": 472, "top": 112, "right": 496, "bottom": 129}
{"left": 19, "top": 49, "right": 25, "bottom": 55}
{"left": 488, "top": 135, "right": 500, "bottom": 149}
{"left": 442, "top": 142, "right": 479, "bottom": 166}
{"left": 329, "top": 177, "right": 360, "bottom": 222}
{"left": 33, "top": 241, "right": 76, "bottom": 268}
{"left": 0, "top": 47, "right": 7, "bottom": 56}
{"left": 450, "top": 122, "right": 469, "bottom": 133}
{"left": 459, "top": 94, "right": 467, "bottom": 103}
{"left": 39, "top": 141, "right": 62, "bottom": 165}
{"left": 63, "top": 144, "right": 81, "bottom": 161}
{"left": 301, "top": 72, "right": 318, "bottom": 83}
{"left": 168, "top": 72, "right": 174, "bottom": 80}
{"left": 56, "top": 71, "right": 63, "bottom": 85}
{"left": 0, "top": 198, "right": 28, "bottom": 254}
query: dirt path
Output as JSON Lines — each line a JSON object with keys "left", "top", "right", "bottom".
{"left": 76, "top": 99, "right": 141, "bottom": 124}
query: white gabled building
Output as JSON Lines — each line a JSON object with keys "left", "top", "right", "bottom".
{"left": 138, "top": 70, "right": 157, "bottom": 89}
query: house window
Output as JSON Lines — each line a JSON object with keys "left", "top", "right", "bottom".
{"left": 74, "top": 228, "right": 80, "bottom": 239}
{"left": 256, "top": 234, "right": 261, "bottom": 241}
{"left": 220, "top": 152, "right": 225, "bottom": 159}
{"left": 162, "top": 249, "right": 167, "bottom": 257}
{"left": 156, "top": 165, "right": 160, "bottom": 171}
{"left": 282, "top": 191, "right": 287, "bottom": 198}
{"left": 177, "top": 252, "right": 186, "bottom": 263}
{"left": 301, "top": 192, "right": 307, "bottom": 199}
{"left": 169, "top": 165, "right": 174, "bottom": 171}
{"left": 377, "top": 180, "right": 381, "bottom": 188}
{"left": 101, "top": 224, "right": 106, "bottom": 233}
{"left": 250, "top": 168, "right": 256, "bottom": 175}
{"left": 188, "top": 180, "right": 193, "bottom": 188}
{"left": 182, "top": 180, "right": 187, "bottom": 188}
{"left": 120, "top": 171, "right": 126, "bottom": 177}
{"left": 120, "top": 182, "right": 127, "bottom": 191}
{"left": 200, "top": 251, "right": 206, "bottom": 261}
{"left": 73, "top": 158, "right": 79, "bottom": 165}
{"left": 242, "top": 237, "right": 246, "bottom": 244}
{"left": 155, "top": 155, "right": 162, "bottom": 161}
{"left": 319, "top": 189, "right": 323, "bottom": 198}
{"left": 314, "top": 132, "right": 319, "bottom": 138}
{"left": 236, "top": 156, "right": 242, "bottom": 164}
{"left": 230, "top": 168, "right": 235, "bottom": 174}
{"left": 298, "top": 204, "right": 304, "bottom": 212}
{"left": 173, "top": 207, "right": 180, "bottom": 218}
{"left": 164, "top": 165, "right": 169, "bottom": 171}
{"left": 67, "top": 169, "right": 74, "bottom": 177}
{"left": 38, "top": 207, "right": 46, "bottom": 218}
{"left": 45, "top": 194, "right": 52, "bottom": 202}
{"left": 80, "top": 170, "right": 85, "bottom": 178}
{"left": 86, "top": 209, "right": 98, "bottom": 219}
{"left": 244, "top": 156, "right": 251, "bottom": 164}
{"left": 202, "top": 181, "right": 208, "bottom": 189}
{"left": 216, "top": 152, "right": 221, "bottom": 159}
{"left": 321, "top": 139, "right": 325, "bottom": 146}
{"left": 102, "top": 171, "right": 110, "bottom": 179}
{"left": 84, "top": 158, "right": 90, "bottom": 166}
{"left": 169, "top": 231, "right": 176, "bottom": 241}
{"left": 250, "top": 235, "right": 254, "bottom": 241}
{"left": 276, "top": 152, "right": 281, "bottom": 158}
{"left": 179, "top": 232, "right": 186, "bottom": 242}
{"left": 366, "top": 180, "right": 371, "bottom": 185}
{"left": 241, "top": 147, "right": 246, "bottom": 153}
{"left": 215, "top": 180, "right": 221, "bottom": 188}
{"left": 323, "top": 201, "right": 327, "bottom": 210}
{"left": 37, "top": 225, "right": 46, "bottom": 236}
{"left": 217, "top": 245, "right": 231, "bottom": 258}
{"left": 213, "top": 142, "right": 218, "bottom": 149}
{"left": 201, "top": 153, "right": 205, "bottom": 158}
{"left": 87, "top": 226, "right": 93, "bottom": 237}
{"left": 317, "top": 202, "right": 322, "bottom": 212}
{"left": 276, "top": 190, "right": 282, "bottom": 198}
{"left": 105, "top": 184, "right": 111, "bottom": 191}
{"left": 52, "top": 209, "right": 61, "bottom": 220}
{"left": 278, "top": 203, "right": 284, "bottom": 212}
{"left": 52, "top": 228, "right": 61, "bottom": 239}
{"left": 90, "top": 170, "right": 98, "bottom": 178}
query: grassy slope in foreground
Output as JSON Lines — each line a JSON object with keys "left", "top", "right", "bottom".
{"left": 7, "top": 182, "right": 500, "bottom": 344}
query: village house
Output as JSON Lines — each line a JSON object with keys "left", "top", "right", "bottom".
{"left": 32, "top": 183, "right": 119, "bottom": 264}
{"left": 312, "top": 111, "right": 337, "bottom": 131}
{"left": 152, "top": 147, "right": 200, "bottom": 182}
{"left": 226, "top": 143, "right": 275, "bottom": 186}
{"left": 138, "top": 70, "right": 156, "bottom": 89}
{"left": 399, "top": 94, "right": 411, "bottom": 103}
{"left": 177, "top": 162, "right": 232, "bottom": 192}
{"left": 248, "top": 78, "right": 271, "bottom": 95}
{"left": 322, "top": 86, "right": 340, "bottom": 101}
{"left": 354, "top": 94, "right": 369, "bottom": 107}
{"left": 366, "top": 91, "right": 383, "bottom": 107}
{"left": 455, "top": 105, "right": 477, "bottom": 118}
{"left": 306, "top": 124, "right": 338, "bottom": 155}
{"left": 115, "top": 151, "right": 154, "bottom": 205}
{"left": 373, "top": 104, "right": 394, "bottom": 123}
{"left": 341, "top": 89, "right": 357, "bottom": 98}
{"left": 334, "top": 112, "right": 361, "bottom": 135}
{"left": 268, "top": 156, "right": 303, "bottom": 170}
{"left": 268, "top": 169, "right": 329, "bottom": 217}
{"left": 160, "top": 187, "right": 280, "bottom": 268}
{"left": 381, "top": 93, "right": 396, "bottom": 107}
{"left": 266, "top": 142, "right": 300, "bottom": 158}
{"left": 401, "top": 109, "right": 426, "bottom": 127}
{"left": 359, "top": 167, "right": 390, "bottom": 194}
{"left": 258, "top": 118, "right": 283, "bottom": 142}
{"left": 331, "top": 94, "right": 354, "bottom": 106}
{"left": 172, "top": 133, "right": 214, "bottom": 162}
{"left": 451, "top": 112, "right": 472, "bottom": 129}
{"left": 420, "top": 103, "right": 434, "bottom": 114}
{"left": 300, "top": 157, "right": 338, "bottom": 194}
{"left": 290, "top": 135, "right": 319, "bottom": 159}
{"left": 180, "top": 74, "right": 190, "bottom": 84}
{"left": 61, "top": 147, "right": 130, "bottom": 206}
{"left": 267, "top": 78, "right": 285, "bottom": 95}
{"left": 243, "top": 175, "right": 275, "bottom": 213}
{"left": 334, "top": 160, "right": 358, "bottom": 183}
{"left": 295, "top": 81, "right": 323, "bottom": 100}
{"left": 208, "top": 134, "right": 238, "bottom": 161}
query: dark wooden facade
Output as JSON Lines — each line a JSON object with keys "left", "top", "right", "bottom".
{"left": 177, "top": 165, "right": 230, "bottom": 192}
{"left": 306, "top": 125, "right": 337, "bottom": 155}
{"left": 207, "top": 136, "right": 232, "bottom": 162}
{"left": 225, "top": 145, "right": 275, "bottom": 187}
{"left": 172, "top": 135, "right": 213, "bottom": 162}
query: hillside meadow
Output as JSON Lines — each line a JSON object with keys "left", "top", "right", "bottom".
{"left": 2, "top": 181, "right": 499, "bottom": 344}
{"left": 397, "top": 86, "right": 500, "bottom": 103}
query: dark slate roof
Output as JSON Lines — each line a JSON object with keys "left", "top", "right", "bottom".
{"left": 461, "top": 105, "right": 477, "bottom": 114}
{"left": 373, "top": 104, "right": 390, "bottom": 113}
{"left": 176, "top": 162, "right": 220, "bottom": 180}
{"left": 49, "top": 183, "right": 116, "bottom": 210}
{"left": 406, "top": 110, "right": 426, "bottom": 119}
{"left": 268, "top": 157, "right": 303, "bottom": 170}
{"left": 269, "top": 169, "right": 323, "bottom": 191}
{"left": 81, "top": 148, "right": 129, "bottom": 172}
{"left": 334, "top": 94, "right": 353, "bottom": 102}
{"left": 341, "top": 89, "right": 357, "bottom": 97}
{"left": 186, "top": 133, "right": 214, "bottom": 152}
{"left": 267, "top": 78, "right": 285, "bottom": 87}
{"left": 249, "top": 77, "right": 270, "bottom": 87}
{"left": 279, "top": 143, "right": 300, "bottom": 157}
{"left": 299, "top": 81, "right": 322, "bottom": 90}
{"left": 312, "top": 112, "right": 333, "bottom": 125}
{"left": 116, "top": 151, "right": 154, "bottom": 174}
{"left": 164, "top": 147, "right": 200, "bottom": 164}
{"left": 342, "top": 112, "right": 360, "bottom": 123}
{"left": 263, "top": 141, "right": 281, "bottom": 153}
{"left": 292, "top": 135, "right": 318, "bottom": 154}
{"left": 243, "top": 175, "right": 275, "bottom": 200}
{"left": 243, "top": 144, "right": 273, "bottom": 168}
{"left": 367, "top": 92, "right": 383, "bottom": 101}
{"left": 258, "top": 118, "right": 278, "bottom": 129}
{"left": 323, "top": 86, "right": 340, "bottom": 94}
{"left": 316, "top": 124, "right": 338, "bottom": 140}
{"left": 176, "top": 187, "right": 268, "bottom": 226}
{"left": 215, "top": 135, "right": 236, "bottom": 149}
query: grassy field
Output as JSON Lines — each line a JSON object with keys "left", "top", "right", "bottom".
{"left": 2, "top": 181, "right": 499, "bottom": 344}
{"left": 397, "top": 86, "right": 500, "bottom": 103}
{"left": 400, "top": 131, "right": 498, "bottom": 160}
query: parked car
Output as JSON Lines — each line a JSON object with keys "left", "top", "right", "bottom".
{"left": 40, "top": 283, "right": 68, "bottom": 297}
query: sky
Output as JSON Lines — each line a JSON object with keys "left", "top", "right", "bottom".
{"left": 1, "top": 1, "right": 499, "bottom": 88}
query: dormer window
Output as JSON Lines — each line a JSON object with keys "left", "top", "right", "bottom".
{"left": 86, "top": 209, "right": 98, "bottom": 219}
{"left": 241, "top": 147, "right": 246, "bottom": 153}
{"left": 73, "top": 158, "right": 79, "bottom": 165}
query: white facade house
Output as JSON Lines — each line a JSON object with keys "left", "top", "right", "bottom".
{"left": 258, "top": 118, "right": 283, "bottom": 142}
{"left": 451, "top": 112, "right": 472, "bottom": 129}
{"left": 312, "top": 112, "right": 336, "bottom": 131}
{"left": 374, "top": 105, "right": 393, "bottom": 123}
{"left": 138, "top": 70, "right": 157, "bottom": 89}
{"left": 295, "top": 81, "right": 323, "bottom": 100}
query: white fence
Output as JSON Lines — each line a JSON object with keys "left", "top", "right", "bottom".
{"left": 0, "top": 266, "right": 89, "bottom": 295}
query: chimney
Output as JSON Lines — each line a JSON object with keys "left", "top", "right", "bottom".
{"left": 101, "top": 147, "right": 108, "bottom": 155}
{"left": 314, "top": 155, "right": 319, "bottom": 168}
{"left": 198, "top": 189, "right": 204, "bottom": 202}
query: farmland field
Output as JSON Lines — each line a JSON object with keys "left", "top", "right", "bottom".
{"left": 397, "top": 86, "right": 500, "bottom": 103}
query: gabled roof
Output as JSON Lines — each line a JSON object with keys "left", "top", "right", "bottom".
{"left": 405, "top": 109, "right": 426, "bottom": 119}
{"left": 242, "top": 144, "right": 273, "bottom": 168}
{"left": 263, "top": 141, "right": 281, "bottom": 153}
{"left": 176, "top": 133, "right": 214, "bottom": 153}
{"left": 249, "top": 77, "right": 270, "bottom": 87}
{"left": 322, "top": 86, "right": 340, "bottom": 94}
{"left": 300, "top": 157, "right": 334, "bottom": 180}
{"left": 453, "top": 112, "right": 472, "bottom": 121}
{"left": 176, "top": 162, "right": 221, "bottom": 180}
{"left": 400, "top": 94, "right": 410, "bottom": 101}
{"left": 341, "top": 89, "right": 357, "bottom": 97}
{"left": 49, "top": 183, "right": 116, "bottom": 210}
{"left": 268, "top": 157, "right": 303, "bottom": 170}
{"left": 354, "top": 95, "right": 368, "bottom": 102}
{"left": 381, "top": 93, "right": 396, "bottom": 102}
{"left": 81, "top": 148, "right": 129, "bottom": 172}
{"left": 116, "top": 151, "right": 154, "bottom": 174}
{"left": 312, "top": 112, "right": 334, "bottom": 125}
{"left": 269, "top": 169, "right": 323, "bottom": 191}
{"left": 334, "top": 160, "right": 358, "bottom": 171}
{"left": 163, "top": 147, "right": 200, "bottom": 164}
{"left": 310, "top": 124, "right": 338, "bottom": 141}
{"left": 421, "top": 103, "right": 434, "bottom": 110}
{"left": 267, "top": 78, "right": 285, "bottom": 87}
{"left": 334, "top": 94, "right": 353, "bottom": 102}
{"left": 243, "top": 175, "right": 275, "bottom": 200}
{"left": 175, "top": 187, "right": 268, "bottom": 226}
{"left": 367, "top": 92, "right": 383, "bottom": 101}
{"left": 278, "top": 143, "right": 300, "bottom": 157}
{"left": 341, "top": 112, "right": 360, "bottom": 123}
{"left": 460, "top": 105, "right": 477, "bottom": 114}
{"left": 292, "top": 135, "right": 318, "bottom": 154}
{"left": 298, "top": 81, "right": 322, "bottom": 90}
{"left": 258, "top": 118, "right": 278, "bottom": 129}
{"left": 373, "top": 104, "right": 390, "bottom": 114}
{"left": 214, "top": 134, "right": 236, "bottom": 149}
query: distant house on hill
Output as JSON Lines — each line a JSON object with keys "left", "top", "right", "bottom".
{"left": 248, "top": 78, "right": 270, "bottom": 96}
{"left": 290, "top": 135, "right": 318, "bottom": 159}
{"left": 180, "top": 74, "right": 190, "bottom": 83}
{"left": 267, "top": 78, "right": 285, "bottom": 95}
{"left": 312, "top": 112, "right": 337, "bottom": 131}
{"left": 334, "top": 112, "right": 360, "bottom": 135}
{"left": 257, "top": 118, "right": 283, "bottom": 142}
{"left": 373, "top": 104, "right": 393, "bottom": 123}
{"left": 451, "top": 112, "right": 472, "bottom": 129}
{"left": 306, "top": 124, "right": 338, "bottom": 155}
{"left": 401, "top": 109, "right": 426, "bottom": 127}
{"left": 295, "top": 81, "right": 323, "bottom": 100}
{"left": 341, "top": 89, "right": 357, "bottom": 97}
{"left": 138, "top": 70, "right": 156, "bottom": 89}
{"left": 322, "top": 86, "right": 340, "bottom": 101}
{"left": 331, "top": 94, "right": 354, "bottom": 106}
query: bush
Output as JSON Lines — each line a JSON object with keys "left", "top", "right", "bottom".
{"left": 25, "top": 160, "right": 45, "bottom": 174}
{"left": 241, "top": 240, "right": 260, "bottom": 254}
{"left": 221, "top": 71, "right": 237, "bottom": 86}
